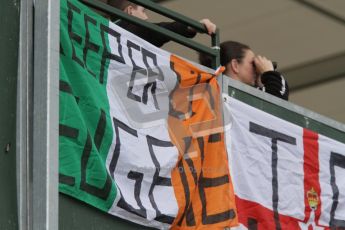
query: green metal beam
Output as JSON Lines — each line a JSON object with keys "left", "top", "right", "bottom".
{"left": 129, "top": 0, "right": 221, "bottom": 68}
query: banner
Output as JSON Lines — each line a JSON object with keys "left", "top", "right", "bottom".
{"left": 59, "top": 0, "right": 237, "bottom": 229}
{"left": 225, "top": 95, "right": 345, "bottom": 229}
{"left": 60, "top": 0, "right": 345, "bottom": 229}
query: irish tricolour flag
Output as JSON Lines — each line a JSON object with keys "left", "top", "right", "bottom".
{"left": 59, "top": 0, "right": 237, "bottom": 229}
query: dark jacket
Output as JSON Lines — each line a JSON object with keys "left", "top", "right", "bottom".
{"left": 259, "top": 71, "right": 289, "bottom": 100}
{"left": 116, "top": 20, "right": 197, "bottom": 47}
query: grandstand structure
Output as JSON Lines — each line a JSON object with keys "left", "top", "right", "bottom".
{"left": 1, "top": 0, "right": 345, "bottom": 229}
{"left": 152, "top": 0, "right": 345, "bottom": 123}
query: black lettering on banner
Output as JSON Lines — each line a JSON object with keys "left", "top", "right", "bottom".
{"left": 329, "top": 151, "right": 345, "bottom": 228}
{"left": 168, "top": 61, "right": 198, "bottom": 120}
{"left": 60, "top": 124, "right": 79, "bottom": 139}
{"left": 197, "top": 137, "right": 205, "bottom": 160}
{"left": 60, "top": 80, "right": 73, "bottom": 94}
{"left": 249, "top": 122, "right": 296, "bottom": 230}
{"left": 60, "top": 43, "right": 65, "bottom": 56}
{"left": 117, "top": 171, "right": 147, "bottom": 218}
{"left": 59, "top": 174, "right": 76, "bottom": 186}
{"left": 248, "top": 218, "right": 258, "bottom": 230}
{"left": 183, "top": 136, "right": 198, "bottom": 185}
{"left": 169, "top": 61, "right": 216, "bottom": 121}
{"left": 183, "top": 79, "right": 214, "bottom": 121}
{"left": 127, "top": 171, "right": 146, "bottom": 217}
{"left": 208, "top": 133, "right": 221, "bottom": 143}
{"left": 94, "top": 109, "right": 106, "bottom": 151}
{"left": 197, "top": 136, "right": 236, "bottom": 225}
{"left": 100, "top": 24, "right": 125, "bottom": 84}
{"left": 59, "top": 81, "right": 81, "bottom": 185}
{"left": 79, "top": 108, "right": 112, "bottom": 200}
{"left": 177, "top": 159, "right": 196, "bottom": 227}
{"left": 127, "top": 40, "right": 146, "bottom": 103}
{"left": 60, "top": 108, "right": 112, "bottom": 199}
{"left": 109, "top": 117, "right": 138, "bottom": 177}
{"left": 187, "top": 82, "right": 215, "bottom": 121}
{"left": 67, "top": 1, "right": 84, "bottom": 67}
{"left": 169, "top": 61, "right": 216, "bottom": 120}
{"left": 168, "top": 61, "right": 189, "bottom": 120}
{"left": 186, "top": 85, "right": 196, "bottom": 118}
{"left": 59, "top": 80, "right": 80, "bottom": 103}
{"left": 83, "top": 14, "right": 100, "bottom": 78}
{"left": 80, "top": 132, "right": 112, "bottom": 200}
{"left": 199, "top": 174, "right": 235, "bottom": 224}
{"left": 185, "top": 205, "right": 196, "bottom": 227}
{"left": 109, "top": 118, "right": 148, "bottom": 218}
{"left": 59, "top": 124, "right": 79, "bottom": 186}
{"left": 146, "top": 135, "right": 175, "bottom": 224}
{"left": 194, "top": 73, "right": 201, "bottom": 84}
{"left": 141, "top": 48, "right": 164, "bottom": 110}
{"left": 175, "top": 136, "right": 197, "bottom": 227}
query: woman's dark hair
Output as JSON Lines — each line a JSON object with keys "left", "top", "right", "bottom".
{"left": 199, "top": 40, "right": 250, "bottom": 68}
{"left": 220, "top": 41, "right": 250, "bottom": 66}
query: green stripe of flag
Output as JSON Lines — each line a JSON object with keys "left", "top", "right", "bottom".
{"left": 59, "top": 0, "right": 117, "bottom": 211}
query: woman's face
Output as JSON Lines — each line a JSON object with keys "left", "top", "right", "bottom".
{"left": 237, "top": 49, "right": 256, "bottom": 86}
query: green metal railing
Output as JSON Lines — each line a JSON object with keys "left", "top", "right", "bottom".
{"left": 224, "top": 77, "right": 345, "bottom": 143}
{"left": 81, "top": 0, "right": 220, "bottom": 67}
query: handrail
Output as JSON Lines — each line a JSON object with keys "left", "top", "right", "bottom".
{"left": 128, "top": 0, "right": 208, "bottom": 33}
{"left": 224, "top": 76, "right": 345, "bottom": 143}
{"left": 81, "top": 0, "right": 220, "bottom": 68}
{"left": 130, "top": 0, "right": 221, "bottom": 61}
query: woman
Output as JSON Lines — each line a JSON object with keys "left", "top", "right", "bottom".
{"left": 200, "top": 41, "right": 289, "bottom": 100}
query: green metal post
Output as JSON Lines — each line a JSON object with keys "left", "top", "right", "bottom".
{"left": 211, "top": 29, "right": 220, "bottom": 69}
{"left": 0, "top": 0, "right": 20, "bottom": 229}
